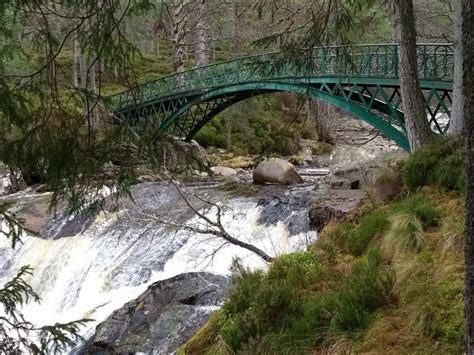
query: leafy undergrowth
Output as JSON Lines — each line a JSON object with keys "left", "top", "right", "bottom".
{"left": 183, "top": 138, "right": 465, "bottom": 354}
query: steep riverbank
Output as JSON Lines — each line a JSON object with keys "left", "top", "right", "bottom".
{"left": 183, "top": 138, "right": 465, "bottom": 354}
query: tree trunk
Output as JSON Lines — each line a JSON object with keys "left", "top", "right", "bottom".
{"left": 226, "top": 107, "right": 235, "bottom": 150}
{"left": 451, "top": 0, "right": 464, "bottom": 135}
{"left": 72, "top": 38, "right": 79, "bottom": 88}
{"left": 87, "top": 59, "right": 99, "bottom": 126}
{"left": 171, "top": 0, "right": 186, "bottom": 73}
{"left": 393, "top": 0, "right": 434, "bottom": 151}
{"left": 307, "top": 99, "right": 332, "bottom": 143}
{"left": 195, "top": 0, "right": 209, "bottom": 67}
{"left": 79, "top": 51, "right": 87, "bottom": 89}
{"left": 463, "top": 0, "right": 474, "bottom": 352}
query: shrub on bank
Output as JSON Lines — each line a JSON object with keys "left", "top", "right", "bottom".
{"left": 373, "top": 166, "right": 403, "bottom": 203}
{"left": 346, "top": 210, "right": 389, "bottom": 256}
{"left": 403, "top": 136, "right": 464, "bottom": 192}
{"left": 188, "top": 249, "right": 394, "bottom": 353}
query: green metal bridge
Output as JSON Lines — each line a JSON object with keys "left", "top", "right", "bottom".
{"left": 107, "top": 44, "right": 454, "bottom": 151}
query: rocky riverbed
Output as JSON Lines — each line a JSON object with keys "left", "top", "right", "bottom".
{"left": 0, "top": 114, "right": 406, "bottom": 354}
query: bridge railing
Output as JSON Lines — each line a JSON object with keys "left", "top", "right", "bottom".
{"left": 108, "top": 43, "right": 453, "bottom": 111}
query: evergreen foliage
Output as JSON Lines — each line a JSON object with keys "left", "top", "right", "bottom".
{"left": 195, "top": 94, "right": 314, "bottom": 156}
{"left": 0, "top": 266, "right": 91, "bottom": 354}
{"left": 0, "top": 0, "right": 155, "bottom": 212}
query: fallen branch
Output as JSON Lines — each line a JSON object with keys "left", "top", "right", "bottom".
{"left": 140, "top": 173, "right": 274, "bottom": 263}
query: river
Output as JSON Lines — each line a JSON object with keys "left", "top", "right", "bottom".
{"left": 0, "top": 166, "right": 332, "bottom": 352}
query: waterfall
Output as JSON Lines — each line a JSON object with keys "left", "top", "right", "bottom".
{"left": 0, "top": 174, "right": 324, "bottom": 350}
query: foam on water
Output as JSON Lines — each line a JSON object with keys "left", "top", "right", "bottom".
{"left": 0, "top": 184, "right": 318, "bottom": 347}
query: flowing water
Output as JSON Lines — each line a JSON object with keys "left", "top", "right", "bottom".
{"left": 0, "top": 167, "right": 329, "bottom": 351}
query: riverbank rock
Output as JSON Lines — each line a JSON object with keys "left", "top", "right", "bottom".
{"left": 309, "top": 190, "right": 367, "bottom": 230}
{"left": 330, "top": 149, "right": 408, "bottom": 188}
{"left": 211, "top": 166, "right": 237, "bottom": 177}
{"left": 85, "top": 272, "right": 231, "bottom": 355}
{"left": 330, "top": 177, "right": 360, "bottom": 190}
{"left": 164, "top": 139, "right": 208, "bottom": 173}
{"left": 0, "top": 192, "right": 96, "bottom": 239}
{"left": 253, "top": 158, "right": 303, "bottom": 185}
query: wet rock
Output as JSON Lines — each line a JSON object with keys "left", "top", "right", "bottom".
{"left": 211, "top": 166, "right": 237, "bottom": 177}
{"left": 288, "top": 155, "right": 308, "bottom": 166}
{"left": 193, "top": 170, "right": 209, "bottom": 177}
{"left": 85, "top": 272, "right": 231, "bottom": 355}
{"left": 0, "top": 173, "right": 11, "bottom": 196}
{"left": 330, "top": 177, "right": 360, "bottom": 190}
{"left": 253, "top": 158, "right": 303, "bottom": 185}
{"left": 0, "top": 192, "right": 97, "bottom": 239}
{"left": 159, "top": 139, "right": 208, "bottom": 173}
{"left": 309, "top": 190, "right": 367, "bottom": 230}
{"left": 332, "top": 161, "right": 382, "bottom": 188}
{"left": 257, "top": 189, "right": 315, "bottom": 235}
{"left": 309, "top": 205, "right": 346, "bottom": 231}
{"left": 34, "top": 184, "right": 50, "bottom": 193}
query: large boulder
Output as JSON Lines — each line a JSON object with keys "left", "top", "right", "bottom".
{"left": 85, "top": 272, "right": 230, "bottom": 355}
{"left": 163, "top": 139, "right": 208, "bottom": 173}
{"left": 253, "top": 158, "right": 303, "bottom": 185}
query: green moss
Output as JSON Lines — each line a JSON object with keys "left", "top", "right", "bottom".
{"left": 218, "top": 180, "right": 259, "bottom": 197}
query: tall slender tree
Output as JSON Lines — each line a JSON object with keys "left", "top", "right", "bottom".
{"left": 392, "top": 0, "right": 434, "bottom": 151}
{"left": 195, "top": 0, "right": 209, "bottom": 67}
{"left": 463, "top": 0, "right": 474, "bottom": 352}
{"left": 451, "top": 0, "right": 465, "bottom": 135}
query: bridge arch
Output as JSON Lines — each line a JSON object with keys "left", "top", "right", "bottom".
{"left": 157, "top": 81, "right": 411, "bottom": 150}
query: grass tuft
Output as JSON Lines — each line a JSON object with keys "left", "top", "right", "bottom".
{"left": 346, "top": 210, "right": 389, "bottom": 256}
{"left": 442, "top": 220, "right": 465, "bottom": 254}
{"left": 384, "top": 213, "right": 425, "bottom": 254}
{"left": 390, "top": 195, "right": 440, "bottom": 229}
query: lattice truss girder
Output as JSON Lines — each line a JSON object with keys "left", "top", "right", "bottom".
{"left": 118, "top": 96, "right": 191, "bottom": 135}
{"left": 168, "top": 95, "right": 242, "bottom": 140}
{"left": 117, "top": 83, "right": 453, "bottom": 146}
{"left": 306, "top": 83, "right": 452, "bottom": 135}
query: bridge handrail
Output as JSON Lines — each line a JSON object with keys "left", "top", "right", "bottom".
{"left": 108, "top": 43, "right": 453, "bottom": 111}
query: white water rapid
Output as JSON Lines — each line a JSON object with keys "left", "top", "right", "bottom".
{"left": 0, "top": 171, "right": 327, "bottom": 352}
